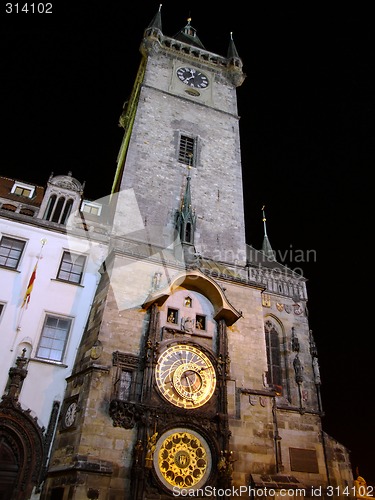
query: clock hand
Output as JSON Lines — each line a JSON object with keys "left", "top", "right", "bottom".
{"left": 182, "top": 372, "right": 193, "bottom": 390}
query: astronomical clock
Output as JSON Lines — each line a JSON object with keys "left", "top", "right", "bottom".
{"left": 118, "top": 284, "right": 237, "bottom": 498}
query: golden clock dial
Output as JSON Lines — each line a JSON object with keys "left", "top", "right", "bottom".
{"left": 154, "top": 428, "right": 212, "bottom": 491}
{"left": 155, "top": 344, "right": 216, "bottom": 409}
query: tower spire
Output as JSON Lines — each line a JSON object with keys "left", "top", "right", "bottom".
{"left": 146, "top": 3, "right": 163, "bottom": 32}
{"left": 227, "top": 32, "right": 240, "bottom": 60}
{"left": 226, "top": 31, "right": 245, "bottom": 87}
{"left": 261, "top": 205, "right": 275, "bottom": 260}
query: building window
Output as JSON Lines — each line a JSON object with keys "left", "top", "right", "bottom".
{"left": 0, "top": 236, "right": 26, "bottom": 269}
{"left": 11, "top": 182, "right": 35, "bottom": 198}
{"left": 116, "top": 370, "right": 132, "bottom": 400}
{"left": 196, "top": 315, "right": 206, "bottom": 330}
{"left": 57, "top": 251, "right": 86, "bottom": 284}
{"left": 81, "top": 201, "right": 102, "bottom": 216}
{"left": 178, "top": 135, "right": 196, "bottom": 167}
{"left": 264, "top": 320, "right": 282, "bottom": 392}
{"left": 0, "top": 303, "right": 5, "bottom": 320}
{"left": 36, "top": 315, "right": 72, "bottom": 362}
{"left": 43, "top": 195, "right": 74, "bottom": 225}
{"left": 184, "top": 296, "right": 192, "bottom": 308}
{"left": 167, "top": 308, "right": 178, "bottom": 324}
{"left": 112, "top": 351, "right": 139, "bottom": 401}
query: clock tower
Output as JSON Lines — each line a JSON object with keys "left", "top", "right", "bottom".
{"left": 42, "top": 7, "right": 353, "bottom": 500}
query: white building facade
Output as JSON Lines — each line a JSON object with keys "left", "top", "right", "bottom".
{"left": 0, "top": 173, "right": 108, "bottom": 499}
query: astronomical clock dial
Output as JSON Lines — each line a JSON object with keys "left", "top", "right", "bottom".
{"left": 154, "top": 428, "right": 212, "bottom": 492}
{"left": 176, "top": 67, "right": 209, "bottom": 89}
{"left": 155, "top": 344, "right": 216, "bottom": 409}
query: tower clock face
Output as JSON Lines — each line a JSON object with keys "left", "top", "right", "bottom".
{"left": 154, "top": 428, "right": 212, "bottom": 492}
{"left": 176, "top": 67, "right": 209, "bottom": 88}
{"left": 155, "top": 344, "right": 216, "bottom": 409}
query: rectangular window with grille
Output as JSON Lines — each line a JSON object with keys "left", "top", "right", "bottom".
{"left": 0, "top": 236, "right": 26, "bottom": 269}
{"left": 57, "top": 251, "right": 86, "bottom": 284}
{"left": 178, "top": 135, "right": 196, "bottom": 167}
{"left": 36, "top": 315, "right": 72, "bottom": 362}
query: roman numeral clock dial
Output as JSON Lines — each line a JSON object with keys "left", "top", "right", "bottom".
{"left": 155, "top": 344, "right": 216, "bottom": 409}
{"left": 176, "top": 67, "right": 209, "bottom": 89}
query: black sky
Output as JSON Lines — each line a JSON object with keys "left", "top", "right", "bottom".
{"left": 2, "top": 2, "right": 374, "bottom": 481}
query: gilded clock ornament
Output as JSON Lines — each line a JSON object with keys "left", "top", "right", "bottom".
{"left": 64, "top": 401, "right": 77, "bottom": 428}
{"left": 176, "top": 67, "right": 209, "bottom": 89}
{"left": 155, "top": 343, "right": 216, "bottom": 409}
{"left": 154, "top": 428, "right": 212, "bottom": 491}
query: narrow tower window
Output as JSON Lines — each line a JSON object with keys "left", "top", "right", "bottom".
{"left": 178, "top": 135, "right": 196, "bottom": 167}
{"left": 264, "top": 320, "right": 282, "bottom": 392}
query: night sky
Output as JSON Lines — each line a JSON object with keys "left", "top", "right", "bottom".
{"left": 2, "top": 2, "right": 374, "bottom": 481}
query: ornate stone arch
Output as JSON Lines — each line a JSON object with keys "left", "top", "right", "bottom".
{"left": 0, "top": 399, "right": 44, "bottom": 500}
{"left": 143, "top": 269, "right": 242, "bottom": 326}
{"left": 0, "top": 353, "right": 45, "bottom": 500}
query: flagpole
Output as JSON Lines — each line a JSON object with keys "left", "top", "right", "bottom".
{"left": 12, "top": 238, "right": 47, "bottom": 351}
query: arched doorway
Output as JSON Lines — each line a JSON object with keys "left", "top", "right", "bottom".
{"left": 0, "top": 436, "right": 18, "bottom": 500}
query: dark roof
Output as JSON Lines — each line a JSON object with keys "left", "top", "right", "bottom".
{"left": 0, "top": 176, "right": 45, "bottom": 207}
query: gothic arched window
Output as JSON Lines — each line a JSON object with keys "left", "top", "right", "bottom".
{"left": 184, "top": 222, "right": 192, "bottom": 243}
{"left": 43, "top": 194, "right": 57, "bottom": 220}
{"left": 264, "top": 320, "right": 282, "bottom": 392}
{"left": 44, "top": 195, "right": 73, "bottom": 225}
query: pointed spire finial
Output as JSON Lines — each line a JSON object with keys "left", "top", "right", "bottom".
{"left": 262, "top": 205, "right": 268, "bottom": 236}
{"left": 261, "top": 205, "right": 275, "bottom": 260}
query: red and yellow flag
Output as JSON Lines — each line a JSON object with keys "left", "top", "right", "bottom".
{"left": 22, "top": 263, "right": 37, "bottom": 308}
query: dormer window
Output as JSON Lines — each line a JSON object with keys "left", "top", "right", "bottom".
{"left": 11, "top": 182, "right": 35, "bottom": 198}
{"left": 81, "top": 200, "right": 102, "bottom": 216}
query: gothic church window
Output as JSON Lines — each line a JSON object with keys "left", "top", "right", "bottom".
{"left": 185, "top": 221, "right": 192, "bottom": 242}
{"left": 264, "top": 320, "right": 282, "bottom": 392}
{"left": 178, "top": 135, "right": 196, "bottom": 167}
{"left": 117, "top": 370, "right": 132, "bottom": 400}
{"left": 112, "top": 352, "right": 139, "bottom": 401}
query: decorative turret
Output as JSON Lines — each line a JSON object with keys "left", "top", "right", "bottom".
{"left": 173, "top": 17, "right": 205, "bottom": 49}
{"left": 144, "top": 3, "right": 163, "bottom": 39}
{"left": 176, "top": 167, "right": 197, "bottom": 264}
{"left": 226, "top": 32, "right": 246, "bottom": 86}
